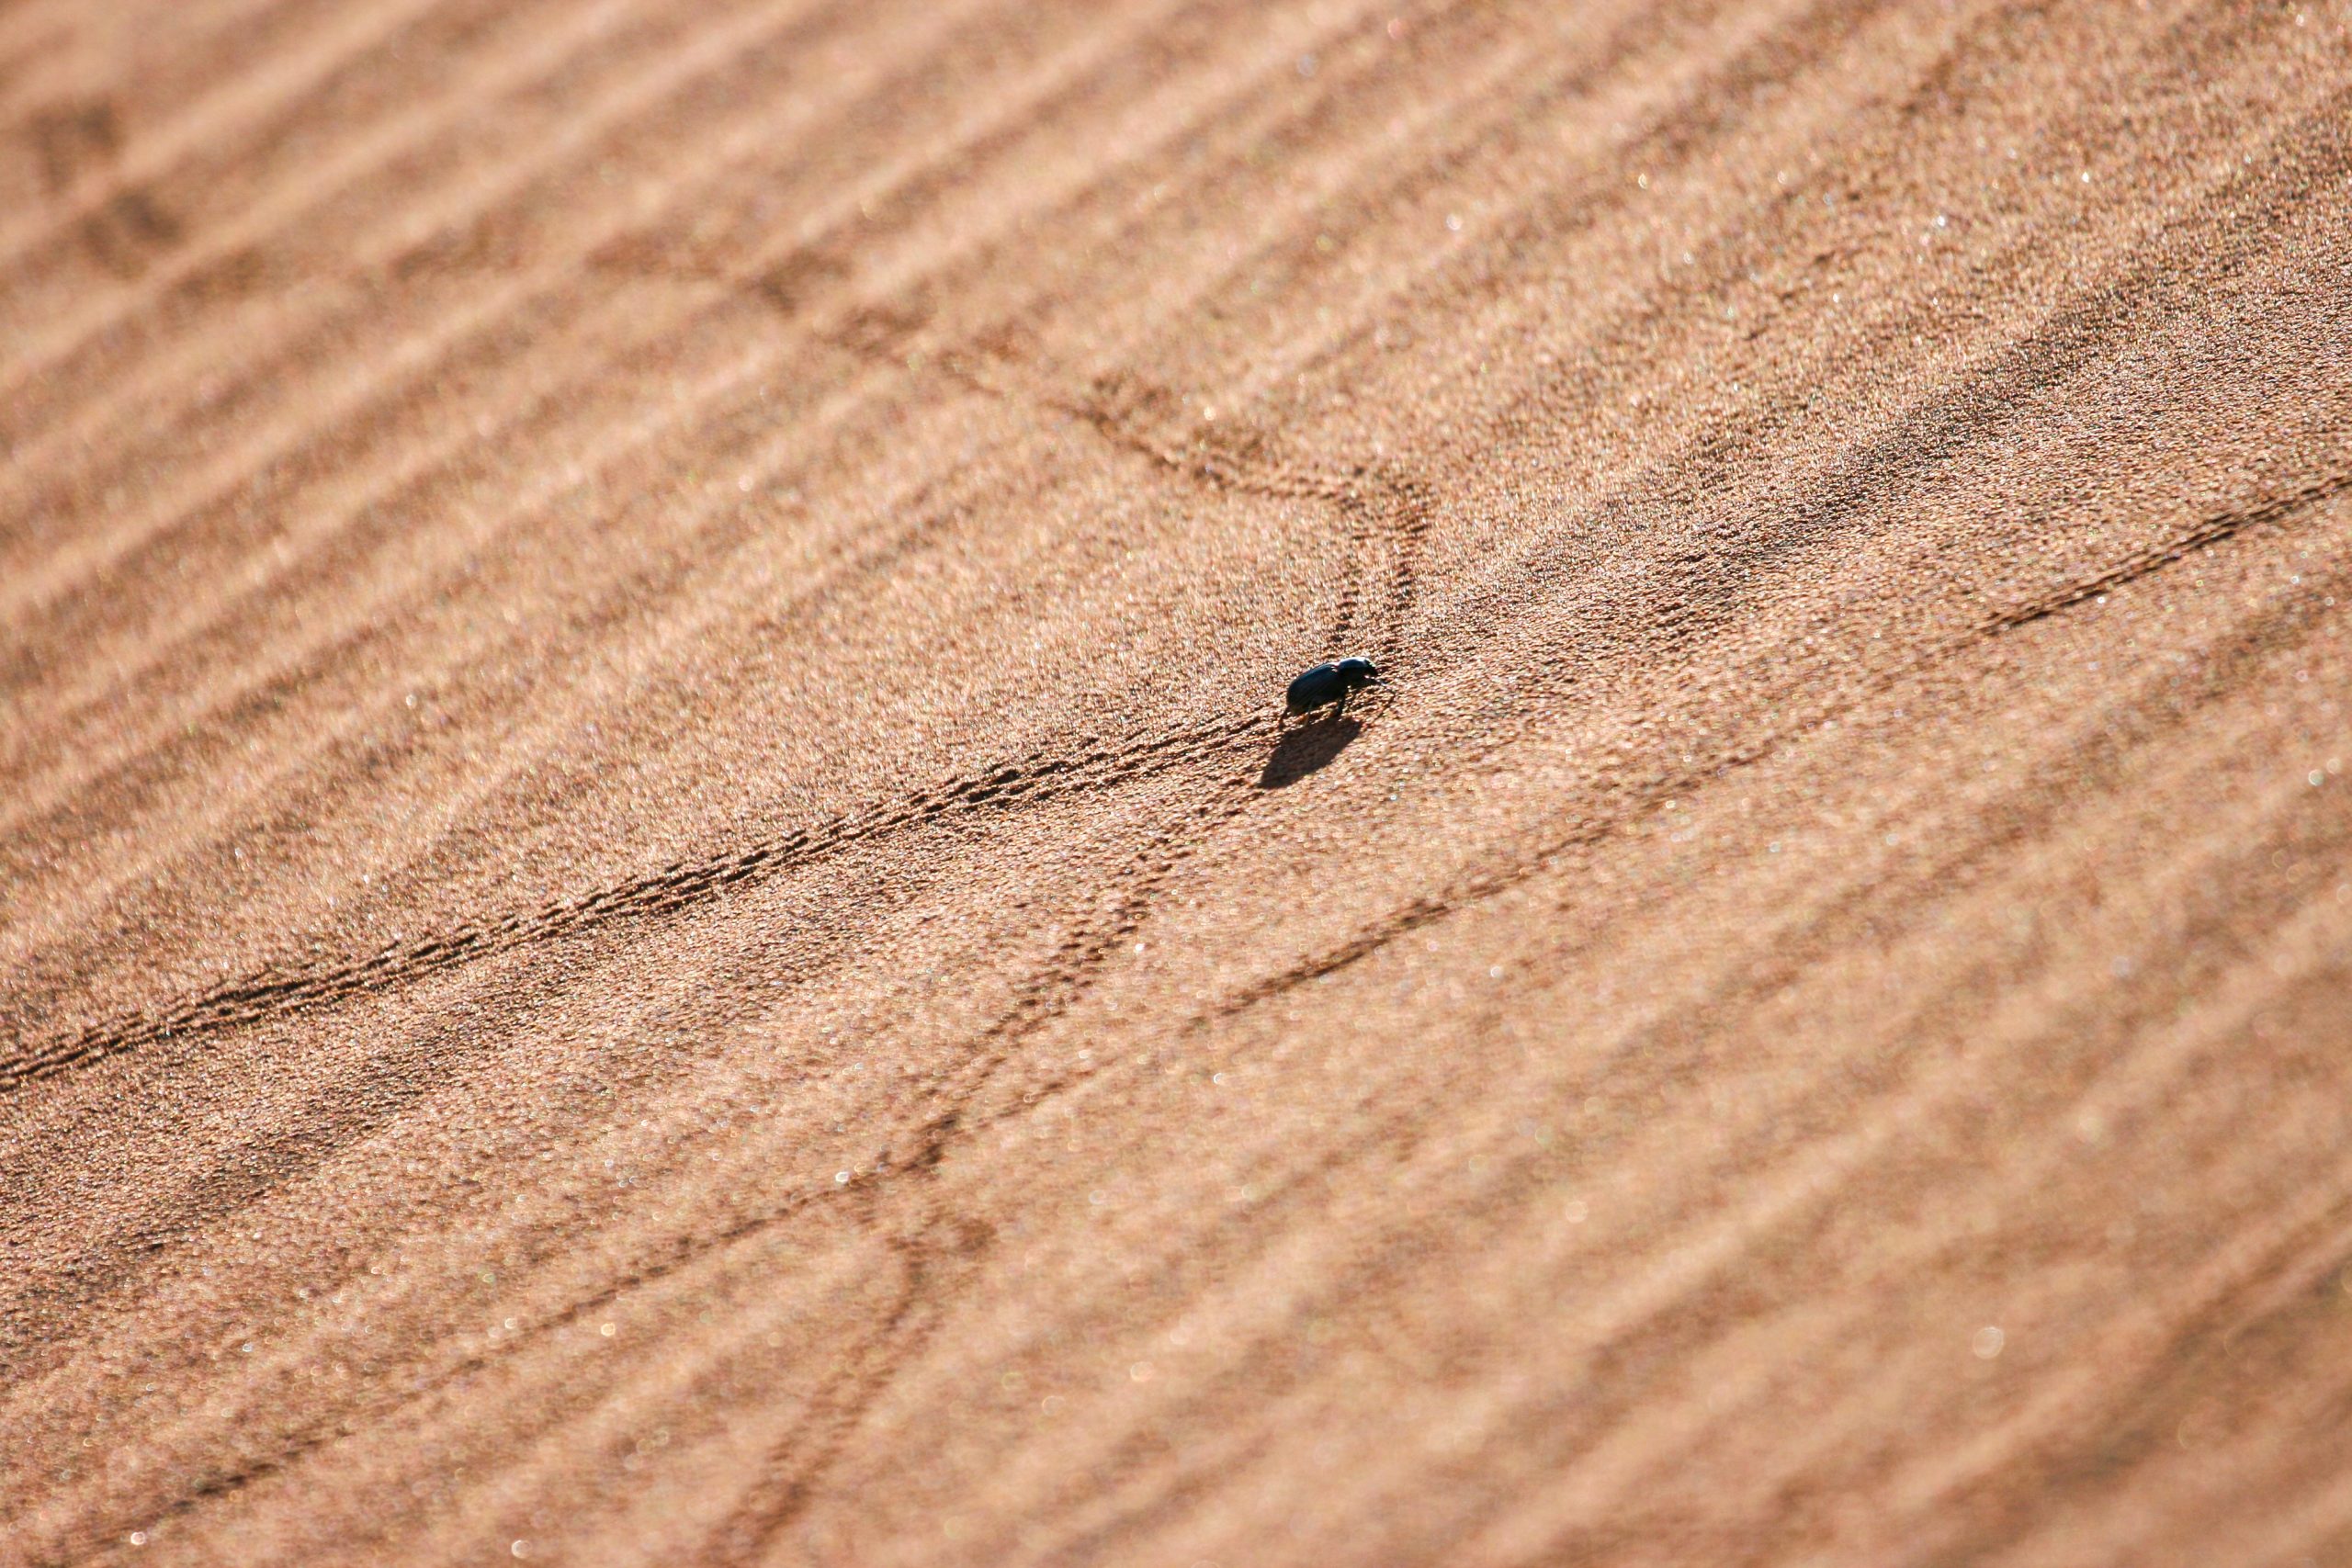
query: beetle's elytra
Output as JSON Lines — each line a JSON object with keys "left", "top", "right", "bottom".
{"left": 1283, "top": 657, "right": 1381, "bottom": 722}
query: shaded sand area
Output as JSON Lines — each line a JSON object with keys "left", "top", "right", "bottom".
{"left": 6, "top": 3, "right": 2351, "bottom": 1563}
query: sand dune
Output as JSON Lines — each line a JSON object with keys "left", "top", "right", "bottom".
{"left": 6, "top": 2, "right": 2351, "bottom": 1563}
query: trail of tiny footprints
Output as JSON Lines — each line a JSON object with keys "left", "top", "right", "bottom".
{"left": 567, "top": 235, "right": 1434, "bottom": 668}
{"left": 704, "top": 772, "right": 1259, "bottom": 1562}
{"left": 34, "top": 773, "right": 1270, "bottom": 1562}
{"left": 1203, "top": 476, "right": 2351, "bottom": 1024}
{"left": 0, "top": 713, "right": 1267, "bottom": 1095}
{"left": 928, "top": 347, "right": 1436, "bottom": 666}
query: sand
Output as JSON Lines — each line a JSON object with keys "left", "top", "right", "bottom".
{"left": 5, "top": 2, "right": 2351, "bottom": 1563}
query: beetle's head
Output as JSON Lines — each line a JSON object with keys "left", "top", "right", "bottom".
{"left": 1335, "top": 657, "right": 1380, "bottom": 687}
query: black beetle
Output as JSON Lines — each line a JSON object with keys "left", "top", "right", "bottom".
{"left": 1283, "top": 657, "right": 1381, "bottom": 723}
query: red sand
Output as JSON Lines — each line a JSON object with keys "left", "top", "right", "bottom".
{"left": 6, "top": 3, "right": 2352, "bottom": 1563}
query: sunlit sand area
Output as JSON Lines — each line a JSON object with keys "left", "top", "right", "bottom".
{"left": 5, "top": 3, "right": 2350, "bottom": 1562}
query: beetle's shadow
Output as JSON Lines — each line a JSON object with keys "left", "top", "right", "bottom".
{"left": 1257, "top": 715, "right": 1362, "bottom": 789}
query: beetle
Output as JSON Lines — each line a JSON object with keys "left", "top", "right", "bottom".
{"left": 1283, "top": 657, "right": 1382, "bottom": 724}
